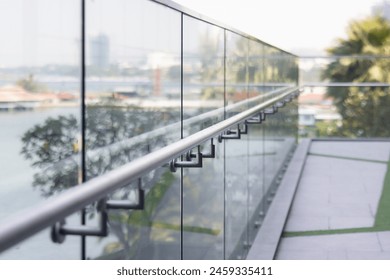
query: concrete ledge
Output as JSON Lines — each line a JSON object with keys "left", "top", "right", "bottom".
{"left": 246, "top": 139, "right": 311, "bottom": 260}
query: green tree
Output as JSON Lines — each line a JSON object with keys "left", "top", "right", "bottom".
{"left": 21, "top": 107, "right": 177, "bottom": 196}
{"left": 16, "top": 74, "right": 48, "bottom": 92}
{"left": 322, "top": 15, "right": 390, "bottom": 137}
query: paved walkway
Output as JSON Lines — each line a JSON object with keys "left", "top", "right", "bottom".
{"left": 276, "top": 140, "right": 390, "bottom": 260}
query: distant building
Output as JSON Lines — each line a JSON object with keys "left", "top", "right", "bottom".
{"left": 298, "top": 108, "right": 316, "bottom": 127}
{"left": 89, "top": 34, "right": 110, "bottom": 68}
{"left": 298, "top": 90, "right": 341, "bottom": 123}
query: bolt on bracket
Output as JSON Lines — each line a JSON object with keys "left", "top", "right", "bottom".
{"left": 170, "top": 146, "right": 203, "bottom": 172}
{"left": 218, "top": 124, "right": 241, "bottom": 142}
{"left": 239, "top": 123, "right": 248, "bottom": 135}
{"left": 275, "top": 100, "right": 286, "bottom": 108}
{"left": 264, "top": 105, "right": 277, "bottom": 115}
{"left": 202, "top": 138, "right": 216, "bottom": 159}
{"left": 246, "top": 111, "right": 265, "bottom": 124}
{"left": 106, "top": 178, "right": 145, "bottom": 210}
{"left": 51, "top": 199, "right": 108, "bottom": 244}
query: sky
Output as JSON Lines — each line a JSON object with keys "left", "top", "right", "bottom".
{"left": 174, "top": 0, "right": 387, "bottom": 55}
{"left": 0, "top": 0, "right": 387, "bottom": 67}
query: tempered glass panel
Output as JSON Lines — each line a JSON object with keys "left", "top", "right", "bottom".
{"left": 182, "top": 138, "right": 224, "bottom": 259}
{"left": 224, "top": 32, "right": 249, "bottom": 259}
{"left": 225, "top": 32, "right": 249, "bottom": 117}
{"left": 225, "top": 136, "right": 248, "bottom": 259}
{"left": 263, "top": 46, "right": 281, "bottom": 206}
{"left": 87, "top": 167, "right": 181, "bottom": 260}
{"left": 263, "top": 51, "right": 298, "bottom": 225}
{"left": 0, "top": 0, "right": 81, "bottom": 259}
{"left": 85, "top": 0, "right": 181, "bottom": 259}
{"left": 247, "top": 39, "right": 265, "bottom": 243}
{"left": 182, "top": 16, "right": 224, "bottom": 137}
{"left": 299, "top": 57, "right": 387, "bottom": 85}
{"left": 273, "top": 54, "right": 297, "bottom": 174}
{"left": 85, "top": 0, "right": 181, "bottom": 166}
{"left": 182, "top": 17, "right": 224, "bottom": 259}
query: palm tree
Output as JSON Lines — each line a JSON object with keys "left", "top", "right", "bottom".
{"left": 322, "top": 15, "right": 390, "bottom": 137}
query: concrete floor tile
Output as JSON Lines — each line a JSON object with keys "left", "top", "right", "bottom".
{"left": 327, "top": 203, "right": 372, "bottom": 218}
{"left": 278, "top": 233, "right": 381, "bottom": 252}
{"left": 327, "top": 250, "right": 348, "bottom": 260}
{"left": 291, "top": 194, "right": 329, "bottom": 207}
{"left": 329, "top": 193, "right": 370, "bottom": 204}
{"left": 284, "top": 216, "right": 329, "bottom": 232}
{"left": 346, "top": 251, "right": 390, "bottom": 260}
{"left": 376, "top": 232, "right": 390, "bottom": 252}
{"left": 276, "top": 249, "right": 327, "bottom": 260}
{"left": 329, "top": 217, "right": 374, "bottom": 229}
{"left": 310, "top": 142, "right": 390, "bottom": 162}
{"left": 276, "top": 141, "right": 390, "bottom": 260}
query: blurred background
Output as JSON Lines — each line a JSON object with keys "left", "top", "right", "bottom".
{"left": 176, "top": 0, "right": 390, "bottom": 138}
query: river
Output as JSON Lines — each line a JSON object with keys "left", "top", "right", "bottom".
{"left": 0, "top": 107, "right": 81, "bottom": 259}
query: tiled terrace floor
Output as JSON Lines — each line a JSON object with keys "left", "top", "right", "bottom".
{"left": 275, "top": 140, "right": 390, "bottom": 260}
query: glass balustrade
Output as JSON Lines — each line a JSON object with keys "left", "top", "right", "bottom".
{"left": 0, "top": 0, "right": 298, "bottom": 260}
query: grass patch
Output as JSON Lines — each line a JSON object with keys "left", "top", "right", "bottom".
{"left": 283, "top": 155, "right": 390, "bottom": 238}
{"left": 375, "top": 160, "right": 390, "bottom": 228}
{"left": 151, "top": 221, "right": 220, "bottom": 235}
{"left": 283, "top": 226, "right": 390, "bottom": 238}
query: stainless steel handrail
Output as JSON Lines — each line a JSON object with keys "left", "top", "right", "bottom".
{"left": 42, "top": 86, "right": 291, "bottom": 173}
{"left": 0, "top": 86, "right": 299, "bottom": 253}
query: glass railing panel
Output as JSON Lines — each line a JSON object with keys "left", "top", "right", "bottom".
{"left": 263, "top": 46, "right": 277, "bottom": 196}
{"left": 182, "top": 16, "right": 224, "bottom": 137}
{"left": 85, "top": 0, "right": 181, "bottom": 259}
{"left": 263, "top": 48, "right": 298, "bottom": 93}
{"left": 225, "top": 31, "right": 249, "bottom": 116}
{"left": 273, "top": 53, "right": 298, "bottom": 173}
{"left": 225, "top": 135, "right": 249, "bottom": 259}
{"left": 0, "top": 0, "right": 81, "bottom": 259}
{"left": 224, "top": 33, "right": 249, "bottom": 259}
{"left": 299, "top": 56, "right": 388, "bottom": 85}
{"left": 247, "top": 39, "right": 265, "bottom": 243}
{"left": 86, "top": 167, "right": 181, "bottom": 260}
{"left": 85, "top": 0, "right": 181, "bottom": 161}
{"left": 182, "top": 17, "right": 224, "bottom": 259}
{"left": 182, "top": 138, "right": 224, "bottom": 259}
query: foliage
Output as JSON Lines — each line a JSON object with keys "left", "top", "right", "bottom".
{"left": 20, "top": 106, "right": 178, "bottom": 196}
{"left": 16, "top": 74, "right": 48, "bottom": 93}
{"left": 21, "top": 116, "right": 79, "bottom": 196}
{"left": 322, "top": 15, "right": 390, "bottom": 137}
{"left": 315, "top": 120, "right": 340, "bottom": 137}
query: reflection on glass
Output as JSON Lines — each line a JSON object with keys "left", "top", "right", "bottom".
{"left": 226, "top": 32, "right": 249, "bottom": 116}
{"left": 85, "top": 0, "right": 181, "bottom": 259}
{"left": 224, "top": 32, "right": 249, "bottom": 259}
{"left": 183, "top": 16, "right": 225, "bottom": 137}
{"left": 87, "top": 168, "right": 181, "bottom": 260}
{"left": 0, "top": 0, "right": 81, "bottom": 259}
{"left": 0, "top": 0, "right": 299, "bottom": 260}
{"left": 247, "top": 40, "right": 264, "bottom": 243}
{"left": 182, "top": 139, "right": 224, "bottom": 259}
{"left": 182, "top": 17, "right": 225, "bottom": 259}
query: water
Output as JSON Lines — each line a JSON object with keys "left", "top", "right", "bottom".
{"left": 0, "top": 107, "right": 81, "bottom": 259}
{"left": 0, "top": 107, "right": 79, "bottom": 219}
